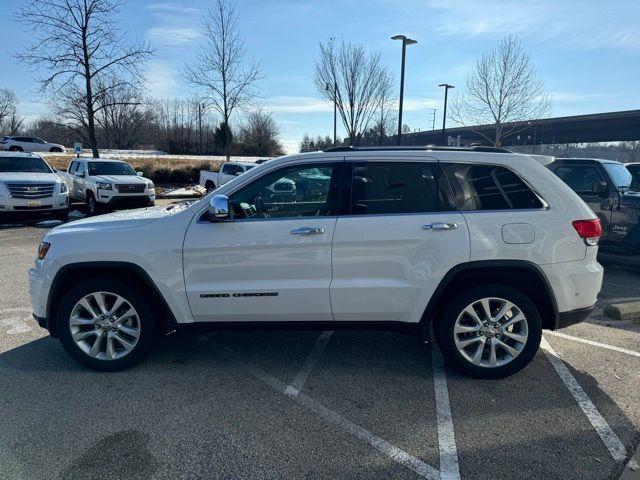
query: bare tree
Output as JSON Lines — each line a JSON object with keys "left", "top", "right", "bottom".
{"left": 235, "top": 110, "right": 284, "bottom": 156}
{"left": 184, "top": 0, "right": 264, "bottom": 161}
{"left": 450, "top": 34, "right": 551, "bottom": 147}
{"left": 15, "top": 0, "right": 153, "bottom": 157}
{"left": 314, "top": 39, "right": 393, "bottom": 146}
{"left": 0, "top": 88, "right": 24, "bottom": 135}
{"left": 95, "top": 82, "right": 152, "bottom": 149}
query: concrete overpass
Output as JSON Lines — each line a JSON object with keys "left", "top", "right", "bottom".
{"left": 402, "top": 109, "right": 640, "bottom": 147}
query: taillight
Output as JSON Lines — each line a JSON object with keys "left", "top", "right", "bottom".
{"left": 572, "top": 219, "right": 602, "bottom": 246}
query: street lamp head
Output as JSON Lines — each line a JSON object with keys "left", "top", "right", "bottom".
{"left": 438, "top": 83, "right": 455, "bottom": 89}
{"left": 391, "top": 34, "right": 417, "bottom": 45}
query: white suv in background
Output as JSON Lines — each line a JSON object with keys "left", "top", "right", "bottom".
{"left": 0, "top": 152, "right": 69, "bottom": 218}
{"left": 0, "top": 136, "right": 66, "bottom": 153}
{"left": 29, "top": 146, "right": 603, "bottom": 378}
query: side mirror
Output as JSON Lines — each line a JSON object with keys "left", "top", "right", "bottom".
{"left": 592, "top": 180, "right": 609, "bottom": 197}
{"left": 235, "top": 171, "right": 243, "bottom": 176}
{"left": 136, "top": 171, "right": 144, "bottom": 176}
{"left": 209, "top": 194, "right": 230, "bottom": 220}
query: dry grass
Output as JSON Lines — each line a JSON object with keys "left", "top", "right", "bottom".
{"left": 44, "top": 154, "right": 224, "bottom": 173}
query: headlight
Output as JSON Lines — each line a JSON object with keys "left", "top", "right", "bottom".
{"left": 59, "top": 182, "right": 68, "bottom": 193}
{"left": 37, "top": 242, "right": 51, "bottom": 260}
{"left": 97, "top": 182, "right": 112, "bottom": 190}
{"left": 147, "top": 182, "right": 154, "bottom": 190}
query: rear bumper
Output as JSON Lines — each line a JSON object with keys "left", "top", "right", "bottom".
{"left": 556, "top": 304, "right": 596, "bottom": 329}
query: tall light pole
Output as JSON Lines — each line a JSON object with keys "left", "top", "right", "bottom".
{"left": 392, "top": 35, "right": 417, "bottom": 145}
{"left": 326, "top": 82, "right": 337, "bottom": 146}
{"left": 438, "top": 83, "right": 454, "bottom": 145}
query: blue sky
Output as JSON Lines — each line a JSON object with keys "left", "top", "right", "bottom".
{"left": 1, "top": 0, "right": 639, "bottom": 153}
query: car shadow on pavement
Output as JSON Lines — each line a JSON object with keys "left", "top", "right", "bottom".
{"left": 0, "top": 330, "right": 637, "bottom": 480}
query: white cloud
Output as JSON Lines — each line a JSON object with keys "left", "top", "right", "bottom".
{"left": 146, "top": 26, "right": 201, "bottom": 45}
{"left": 145, "top": 62, "right": 179, "bottom": 98}
{"left": 549, "top": 92, "right": 625, "bottom": 103}
{"left": 144, "top": 2, "right": 203, "bottom": 47}
{"left": 264, "top": 96, "right": 333, "bottom": 114}
{"left": 281, "top": 138, "right": 300, "bottom": 154}
{"left": 264, "top": 96, "right": 437, "bottom": 114}
{"left": 145, "top": 3, "right": 203, "bottom": 15}
{"left": 418, "top": 0, "right": 640, "bottom": 51}
{"left": 17, "top": 101, "right": 49, "bottom": 121}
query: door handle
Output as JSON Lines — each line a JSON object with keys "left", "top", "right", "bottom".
{"left": 422, "top": 222, "right": 458, "bottom": 231}
{"left": 290, "top": 227, "right": 325, "bottom": 235}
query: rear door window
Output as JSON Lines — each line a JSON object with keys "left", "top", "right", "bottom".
{"left": 553, "top": 165, "right": 604, "bottom": 194}
{"left": 443, "top": 163, "right": 544, "bottom": 211}
{"left": 348, "top": 162, "right": 452, "bottom": 215}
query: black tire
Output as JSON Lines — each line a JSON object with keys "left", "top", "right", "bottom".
{"left": 435, "top": 285, "right": 542, "bottom": 379}
{"left": 205, "top": 180, "right": 215, "bottom": 192}
{"left": 56, "top": 279, "right": 156, "bottom": 371}
{"left": 54, "top": 209, "right": 69, "bottom": 221}
{"left": 86, "top": 191, "right": 99, "bottom": 216}
{"left": 9, "top": 146, "right": 23, "bottom": 152}
{"left": 49, "top": 147, "right": 63, "bottom": 153}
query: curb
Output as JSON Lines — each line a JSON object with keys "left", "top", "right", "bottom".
{"left": 604, "top": 302, "right": 640, "bottom": 321}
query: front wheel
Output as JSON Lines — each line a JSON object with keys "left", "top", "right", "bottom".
{"left": 86, "top": 192, "right": 99, "bottom": 216}
{"left": 435, "top": 285, "right": 542, "bottom": 379}
{"left": 56, "top": 279, "right": 156, "bottom": 371}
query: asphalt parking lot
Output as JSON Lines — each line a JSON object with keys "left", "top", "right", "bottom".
{"left": 1, "top": 207, "right": 639, "bottom": 480}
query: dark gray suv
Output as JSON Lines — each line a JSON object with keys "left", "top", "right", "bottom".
{"left": 548, "top": 158, "right": 640, "bottom": 254}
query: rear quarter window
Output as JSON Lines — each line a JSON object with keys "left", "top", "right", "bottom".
{"left": 443, "top": 163, "right": 544, "bottom": 211}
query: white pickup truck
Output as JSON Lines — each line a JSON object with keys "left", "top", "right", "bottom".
{"left": 59, "top": 158, "right": 155, "bottom": 215}
{"left": 199, "top": 162, "right": 257, "bottom": 191}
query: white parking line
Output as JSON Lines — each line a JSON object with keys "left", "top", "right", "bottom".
{"left": 285, "top": 331, "right": 333, "bottom": 397}
{"left": 431, "top": 345, "right": 461, "bottom": 480}
{"left": 545, "top": 330, "right": 640, "bottom": 358}
{"left": 541, "top": 337, "right": 628, "bottom": 463}
{"left": 217, "top": 343, "right": 439, "bottom": 479}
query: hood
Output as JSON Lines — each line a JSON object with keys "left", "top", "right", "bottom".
{"left": 0, "top": 172, "right": 62, "bottom": 183}
{"left": 49, "top": 205, "right": 179, "bottom": 234}
{"left": 92, "top": 175, "right": 150, "bottom": 184}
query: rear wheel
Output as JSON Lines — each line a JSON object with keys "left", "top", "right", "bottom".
{"left": 9, "top": 146, "right": 22, "bottom": 152}
{"left": 49, "top": 147, "right": 63, "bottom": 153}
{"left": 435, "top": 285, "right": 542, "bottom": 379}
{"left": 56, "top": 279, "right": 156, "bottom": 371}
{"left": 205, "top": 180, "right": 215, "bottom": 192}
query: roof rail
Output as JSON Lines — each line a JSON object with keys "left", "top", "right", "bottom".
{"left": 323, "top": 145, "right": 512, "bottom": 153}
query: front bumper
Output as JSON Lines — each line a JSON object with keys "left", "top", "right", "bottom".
{"left": 96, "top": 190, "right": 155, "bottom": 207}
{"left": 28, "top": 258, "right": 61, "bottom": 336}
{"left": 0, "top": 194, "right": 69, "bottom": 212}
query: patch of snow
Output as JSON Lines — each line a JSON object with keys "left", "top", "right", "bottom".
{"left": 41, "top": 150, "right": 274, "bottom": 163}
{"left": 160, "top": 185, "right": 206, "bottom": 197}
{"left": 69, "top": 210, "right": 85, "bottom": 218}
{"left": 36, "top": 220, "right": 64, "bottom": 227}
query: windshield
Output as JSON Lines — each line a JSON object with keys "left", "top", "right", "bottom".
{"left": 0, "top": 156, "right": 53, "bottom": 173}
{"left": 88, "top": 161, "right": 136, "bottom": 176}
{"left": 603, "top": 163, "right": 633, "bottom": 190}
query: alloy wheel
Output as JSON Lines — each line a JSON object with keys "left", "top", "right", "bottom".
{"left": 453, "top": 297, "right": 528, "bottom": 368}
{"left": 69, "top": 291, "right": 141, "bottom": 360}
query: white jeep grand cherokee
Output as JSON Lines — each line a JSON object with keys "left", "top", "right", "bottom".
{"left": 29, "top": 146, "right": 603, "bottom": 378}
